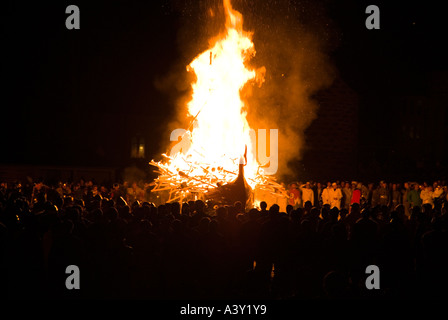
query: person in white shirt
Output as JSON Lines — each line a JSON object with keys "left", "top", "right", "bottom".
{"left": 321, "top": 182, "right": 332, "bottom": 207}
{"left": 301, "top": 181, "right": 315, "bottom": 206}
{"left": 328, "top": 182, "right": 343, "bottom": 210}
{"left": 433, "top": 183, "right": 444, "bottom": 199}
{"left": 420, "top": 186, "right": 434, "bottom": 207}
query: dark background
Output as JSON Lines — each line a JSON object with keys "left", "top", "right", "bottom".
{"left": 1, "top": 0, "right": 447, "bottom": 183}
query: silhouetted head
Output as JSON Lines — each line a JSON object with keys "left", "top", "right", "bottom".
{"left": 329, "top": 207, "right": 339, "bottom": 221}
{"left": 102, "top": 198, "right": 114, "bottom": 211}
{"left": 310, "top": 207, "right": 320, "bottom": 218}
{"left": 216, "top": 206, "right": 227, "bottom": 219}
{"left": 390, "top": 210, "right": 403, "bottom": 225}
{"left": 304, "top": 201, "right": 312, "bottom": 211}
{"left": 118, "top": 205, "right": 131, "bottom": 220}
{"left": 116, "top": 196, "right": 128, "bottom": 208}
{"left": 171, "top": 201, "right": 181, "bottom": 216}
{"left": 411, "top": 205, "right": 421, "bottom": 220}
{"left": 350, "top": 202, "right": 360, "bottom": 214}
{"left": 295, "top": 207, "right": 304, "bottom": 219}
{"left": 395, "top": 204, "right": 405, "bottom": 216}
{"left": 188, "top": 200, "right": 195, "bottom": 211}
{"left": 209, "top": 219, "right": 219, "bottom": 233}
{"left": 198, "top": 216, "right": 210, "bottom": 233}
{"left": 195, "top": 200, "right": 206, "bottom": 213}
{"left": 290, "top": 209, "right": 300, "bottom": 222}
{"left": 430, "top": 216, "right": 443, "bottom": 232}
{"left": 171, "top": 219, "right": 183, "bottom": 233}
{"left": 269, "top": 204, "right": 280, "bottom": 216}
{"left": 94, "top": 193, "right": 103, "bottom": 201}
{"left": 91, "top": 208, "right": 103, "bottom": 222}
{"left": 260, "top": 201, "right": 267, "bottom": 211}
{"left": 74, "top": 199, "right": 85, "bottom": 208}
{"left": 340, "top": 208, "right": 348, "bottom": 219}
{"left": 181, "top": 202, "right": 190, "bottom": 215}
{"left": 361, "top": 208, "right": 370, "bottom": 219}
{"left": 232, "top": 201, "right": 242, "bottom": 213}
{"left": 105, "top": 207, "right": 118, "bottom": 222}
{"left": 44, "top": 201, "right": 58, "bottom": 214}
{"left": 236, "top": 213, "right": 245, "bottom": 223}
{"left": 65, "top": 206, "right": 80, "bottom": 223}
{"left": 321, "top": 206, "right": 329, "bottom": 220}
{"left": 301, "top": 218, "right": 312, "bottom": 232}
{"left": 248, "top": 208, "right": 259, "bottom": 220}
{"left": 422, "top": 203, "right": 433, "bottom": 215}
{"left": 132, "top": 200, "right": 140, "bottom": 211}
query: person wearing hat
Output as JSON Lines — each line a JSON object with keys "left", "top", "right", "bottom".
{"left": 328, "top": 182, "right": 343, "bottom": 210}
{"left": 301, "top": 181, "right": 314, "bottom": 206}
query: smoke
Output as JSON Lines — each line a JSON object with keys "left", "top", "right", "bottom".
{"left": 240, "top": 0, "right": 338, "bottom": 179}
{"left": 154, "top": 0, "right": 338, "bottom": 178}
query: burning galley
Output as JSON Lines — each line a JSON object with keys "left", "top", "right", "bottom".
{"left": 150, "top": 0, "right": 288, "bottom": 210}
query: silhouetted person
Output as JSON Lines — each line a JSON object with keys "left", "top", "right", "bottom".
{"left": 350, "top": 208, "right": 379, "bottom": 290}
{"left": 239, "top": 208, "right": 261, "bottom": 271}
{"left": 417, "top": 216, "right": 448, "bottom": 298}
{"left": 320, "top": 207, "right": 340, "bottom": 241}
{"left": 257, "top": 204, "right": 290, "bottom": 297}
{"left": 259, "top": 201, "right": 268, "bottom": 217}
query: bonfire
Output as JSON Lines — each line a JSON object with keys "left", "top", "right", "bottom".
{"left": 150, "top": 0, "right": 288, "bottom": 209}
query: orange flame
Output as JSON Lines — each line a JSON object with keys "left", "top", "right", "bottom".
{"left": 166, "top": 0, "right": 263, "bottom": 187}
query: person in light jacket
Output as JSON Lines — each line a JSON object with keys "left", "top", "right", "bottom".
{"left": 301, "top": 182, "right": 315, "bottom": 206}
{"left": 328, "top": 182, "right": 343, "bottom": 210}
{"left": 420, "top": 185, "right": 434, "bottom": 208}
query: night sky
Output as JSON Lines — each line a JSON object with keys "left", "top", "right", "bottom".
{"left": 2, "top": 1, "right": 447, "bottom": 175}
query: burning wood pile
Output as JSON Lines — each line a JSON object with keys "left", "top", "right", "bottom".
{"left": 149, "top": 152, "right": 288, "bottom": 208}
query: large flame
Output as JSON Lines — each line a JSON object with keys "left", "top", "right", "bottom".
{"left": 150, "top": 0, "right": 285, "bottom": 206}
{"left": 167, "top": 0, "right": 260, "bottom": 184}
{"left": 188, "top": 4, "right": 255, "bottom": 164}
{"left": 185, "top": 0, "right": 259, "bottom": 178}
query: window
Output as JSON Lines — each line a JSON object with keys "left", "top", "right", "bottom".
{"left": 131, "top": 136, "right": 145, "bottom": 159}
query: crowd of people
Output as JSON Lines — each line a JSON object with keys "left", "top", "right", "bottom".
{"left": 286, "top": 180, "right": 447, "bottom": 217}
{"left": 0, "top": 177, "right": 447, "bottom": 299}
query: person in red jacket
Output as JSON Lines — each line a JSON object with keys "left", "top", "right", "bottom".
{"left": 288, "top": 182, "right": 302, "bottom": 209}
{"left": 350, "top": 181, "right": 362, "bottom": 210}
